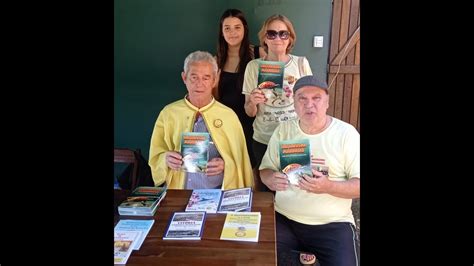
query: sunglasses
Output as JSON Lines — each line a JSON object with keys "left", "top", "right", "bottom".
{"left": 266, "top": 30, "right": 290, "bottom": 40}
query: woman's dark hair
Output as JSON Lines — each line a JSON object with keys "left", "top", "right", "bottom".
{"left": 215, "top": 9, "right": 253, "bottom": 99}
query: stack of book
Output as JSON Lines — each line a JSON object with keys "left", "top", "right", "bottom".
{"left": 118, "top": 185, "right": 167, "bottom": 216}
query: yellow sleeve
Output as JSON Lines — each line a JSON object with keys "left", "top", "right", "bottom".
{"left": 148, "top": 110, "right": 168, "bottom": 186}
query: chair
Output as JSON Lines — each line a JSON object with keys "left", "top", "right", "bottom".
{"left": 114, "top": 148, "right": 139, "bottom": 190}
{"left": 253, "top": 168, "right": 266, "bottom": 192}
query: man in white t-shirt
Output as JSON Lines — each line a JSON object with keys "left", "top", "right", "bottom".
{"left": 259, "top": 75, "right": 360, "bottom": 266}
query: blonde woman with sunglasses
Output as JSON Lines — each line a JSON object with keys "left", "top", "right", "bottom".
{"left": 242, "top": 14, "right": 312, "bottom": 191}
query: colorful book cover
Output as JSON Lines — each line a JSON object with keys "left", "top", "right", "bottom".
{"left": 131, "top": 185, "right": 167, "bottom": 197}
{"left": 220, "top": 212, "right": 261, "bottom": 242}
{"left": 118, "top": 196, "right": 159, "bottom": 209}
{"left": 114, "top": 230, "right": 140, "bottom": 264}
{"left": 185, "top": 189, "right": 222, "bottom": 214}
{"left": 118, "top": 185, "right": 167, "bottom": 216}
{"left": 257, "top": 60, "right": 287, "bottom": 106}
{"left": 217, "top": 187, "right": 253, "bottom": 213}
{"left": 279, "top": 139, "right": 312, "bottom": 185}
{"left": 163, "top": 211, "right": 206, "bottom": 240}
{"left": 181, "top": 132, "right": 210, "bottom": 173}
{"left": 114, "top": 219, "right": 155, "bottom": 250}
{"left": 117, "top": 197, "right": 161, "bottom": 216}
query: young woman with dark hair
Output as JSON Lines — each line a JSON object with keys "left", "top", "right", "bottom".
{"left": 214, "top": 9, "right": 266, "bottom": 169}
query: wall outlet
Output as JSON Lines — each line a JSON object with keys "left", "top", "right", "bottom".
{"left": 313, "top": 36, "right": 324, "bottom": 48}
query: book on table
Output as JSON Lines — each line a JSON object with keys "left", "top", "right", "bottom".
{"left": 118, "top": 185, "right": 167, "bottom": 216}
{"left": 279, "top": 139, "right": 312, "bottom": 185}
{"left": 163, "top": 211, "right": 206, "bottom": 240}
{"left": 257, "top": 60, "right": 286, "bottom": 105}
{"left": 181, "top": 132, "right": 210, "bottom": 173}
{"left": 185, "top": 187, "right": 253, "bottom": 214}
{"left": 185, "top": 189, "right": 222, "bottom": 214}
{"left": 114, "top": 230, "right": 141, "bottom": 264}
{"left": 220, "top": 212, "right": 261, "bottom": 242}
{"left": 114, "top": 219, "right": 155, "bottom": 250}
{"left": 217, "top": 187, "right": 253, "bottom": 213}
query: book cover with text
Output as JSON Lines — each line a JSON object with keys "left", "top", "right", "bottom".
{"left": 257, "top": 60, "right": 287, "bottom": 106}
{"left": 131, "top": 185, "right": 167, "bottom": 197}
{"left": 181, "top": 132, "right": 210, "bottom": 173}
{"left": 114, "top": 230, "right": 140, "bottom": 264}
{"left": 220, "top": 212, "right": 261, "bottom": 242}
{"left": 185, "top": 189, "right": 222, "bottom": 213}
{"left": 279, "top": 139, "right": 312, "bottom": 185}
{"left": 163, "top": 211, "right": 206, "bottom": 240}
{"left": 118, "top": 185, "right": 167, "bottom": 216}
{"left": 114, "top": 219, "right": 155, "bottom": 250}
{"left": 217, "top": 187, "right": 253, "bottom": 213}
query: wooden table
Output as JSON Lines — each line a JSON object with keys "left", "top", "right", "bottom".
{"left": 114, "top": 189, "right": 277, "bottom": 265}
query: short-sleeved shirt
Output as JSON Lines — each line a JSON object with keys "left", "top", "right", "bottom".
{"left": 259, "top": 118, "right": 360, "bottom": 225}
{"left": 242, "top": 55, "right": 312, "bottom": 144}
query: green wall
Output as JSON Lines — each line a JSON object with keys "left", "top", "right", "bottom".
{"left": 114, "top": 0, "right": 332, "bottom": 158}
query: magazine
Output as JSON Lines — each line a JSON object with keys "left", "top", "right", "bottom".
{"left": 257, "top": 60, "right": 286, "bottom": 105}
{"left": 185, "top": 189, "right": 222, "bottom": 214}
{"left": 114, "top": 230, "right": 140, "bottom": 264}
{"left": 185, "top": 188, "right": 253, "bottom": 214}
{"left": 163, "top": 211, "right": 206, "bottom": 240}
{"left": 114, "top": 219, "right": 155, "bottom": 250}
{"left": 279, "top": 139, "right": 312, "bottom": 185}
{"left": 220, "top": 212, "right": 261, "bottom": 242}
{"left": 181, "top": 132, "right": 210, "bottom": 173}
{"left": 217, "top": 187, "right": 253, "bottom": 213}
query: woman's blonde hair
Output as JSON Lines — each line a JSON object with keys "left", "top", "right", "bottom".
{"left": 258, "top": 14, "right": 296, "bottom": 54}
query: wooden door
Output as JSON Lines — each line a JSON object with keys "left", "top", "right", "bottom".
{"left": 327, "top": 0, "right": 360, "bottom": 131}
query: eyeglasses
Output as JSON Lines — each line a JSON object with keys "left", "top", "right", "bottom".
{"left": 265, "top": 30, "right": 290, "bottom": 40}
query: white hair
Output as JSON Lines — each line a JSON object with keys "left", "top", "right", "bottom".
{"left": 183, "top": 50, "right": 218, "bottom": 75}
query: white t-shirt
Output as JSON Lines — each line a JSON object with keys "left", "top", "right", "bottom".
{"left": 242, "top": 55, "right": 312, "bottom": 144}
{"left": 259, "top": 118, "right": 360, "bottom": 225}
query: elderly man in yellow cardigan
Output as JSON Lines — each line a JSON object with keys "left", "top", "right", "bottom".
{"left": 149, "top": 51, "right": 253, "bottom": 190}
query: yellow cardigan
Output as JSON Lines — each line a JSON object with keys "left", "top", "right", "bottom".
{"left": 149, "top": 97, "right": 254, "bottom": 190}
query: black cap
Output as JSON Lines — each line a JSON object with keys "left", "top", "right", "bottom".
{"left": 293, "top": 75, "right": 329, "bottom": 94}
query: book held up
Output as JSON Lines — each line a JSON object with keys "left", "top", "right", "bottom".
{"left": 181, "top": 132, "right": 210, "bottom": 173}
{"left": 257, "top": 60, "right": 286, "bottom": 106}
{"left": 279, "top": 139, "right": 312, "bottom": 185}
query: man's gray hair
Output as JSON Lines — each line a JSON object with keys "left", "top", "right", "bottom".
{"left": 183, "top": 50, "right": 218, "bottom": 75}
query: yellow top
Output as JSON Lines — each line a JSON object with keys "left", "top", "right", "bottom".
{"left": 149, "top": 97, "right": 254, "bottom": 190}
